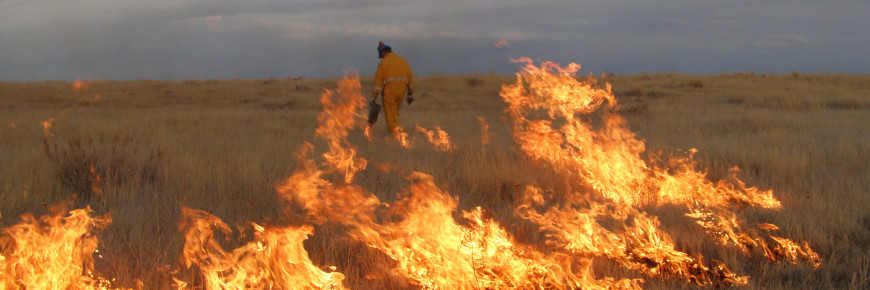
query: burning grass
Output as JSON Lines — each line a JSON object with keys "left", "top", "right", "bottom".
{"left": 0, "top": 69, "right": 869, "bottom": 288}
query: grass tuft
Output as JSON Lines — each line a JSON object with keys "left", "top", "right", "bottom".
{"left": 43, "top": 134, "right": 164, "bottom": 205}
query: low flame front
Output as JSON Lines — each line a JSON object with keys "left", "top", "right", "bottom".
{"left": 0, "top": 58, "right": 820, "bottom": 289}
{"left": 0, "top": 204, "right": 112, "bottom": 289}
{"left": 178, "top": 207, "right": 346, "bottom": 289}
{"left": 503, "top": 57, "right": 820, "bottom": 286}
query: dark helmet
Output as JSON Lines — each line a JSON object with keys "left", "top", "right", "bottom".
{"left": 377, "top": 41, "right": 391, "bottom": 58}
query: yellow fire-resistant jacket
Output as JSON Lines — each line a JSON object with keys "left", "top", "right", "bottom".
{"left": 372, "top": 53, "right": 414, "bottom": 98}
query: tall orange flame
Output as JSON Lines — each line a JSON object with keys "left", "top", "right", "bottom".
{"left": 501, "top": 57, "right": 820, "bottom": 285}
{"left": 0, "top": 204, "right": 113, "bottom": 289}
{"left": 315, "top": 71, "right": 368, "bottom": 183}
{"left": 273, "top": 74, "right": 638, "bottom": 288}
{"left": 175, "top": 73, "right": 370, "bottom": 288}
{"left": 503, "top": 58, "right": 651, "bottom": 206}
{"left": 0, "top": 57, "right": 823, "bottom": 288}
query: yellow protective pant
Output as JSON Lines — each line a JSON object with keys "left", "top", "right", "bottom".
{"left": 380, "top": 84, "right": 407, "bottom": 137}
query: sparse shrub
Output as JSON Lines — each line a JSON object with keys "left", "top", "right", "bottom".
{"left": 686, "top": 79, "right": 705, "bottom": 88}
{"left": 826, "top": 100, "right": 864, "bottom": 110}
{"left": 727, "top": 97, "right": 746, "bottom": 105}
{"left": 618, "top": 104, "right": 646, "bottom": 116}
{"left": 43, "top": 133, "right": 164, "bottom": 204}
{"left": 43, "top": 137, "right": 100, "bottom": 199}
{"left": 646, "top": 87, "right": 665, "bottom": 98}
{"left": 625, "top": 86, "right": 645, "bottom": 97}
{"left": 466, "top": 77, "right": 483, "bottom": 87}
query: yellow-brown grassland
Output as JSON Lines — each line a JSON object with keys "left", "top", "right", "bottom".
{"left": 1, "top": 71, "right": 869, "bottom": 289}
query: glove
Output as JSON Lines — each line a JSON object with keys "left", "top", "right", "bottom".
{"left": 406, "top": 93, "right": 414, "bottom": 105}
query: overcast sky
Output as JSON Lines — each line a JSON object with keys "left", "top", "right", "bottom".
{"left": 1, "top": 0, "right": 868, "bottom": 81}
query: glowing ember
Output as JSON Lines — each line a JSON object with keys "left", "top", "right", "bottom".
{"left": 71, "top": 79, "right": 91, "bottom": 92}
{"left": 41, "top": 118, "right": 55, "bottom": 138}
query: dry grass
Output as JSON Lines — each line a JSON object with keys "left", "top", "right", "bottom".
{"left": 1, "top": 72, "right": 869, "bottom": 288}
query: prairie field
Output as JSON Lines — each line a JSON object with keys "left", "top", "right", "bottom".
{"left": 1, "top": 70, "right": 869, "bottom": 289}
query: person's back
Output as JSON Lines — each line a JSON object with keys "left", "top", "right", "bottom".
{"left": 371, "top": 42, "right": 414, "bottom": 137}
{"left": 374, "top": 53, "right": 412, "bottom": 89}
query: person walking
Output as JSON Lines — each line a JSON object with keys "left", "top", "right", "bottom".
{"left": 371, "top": 41, "right": 414, "bottom": 137}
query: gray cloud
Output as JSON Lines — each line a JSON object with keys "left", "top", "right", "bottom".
{"left": 0, "top": 0, "right": 867, "bottom": 81}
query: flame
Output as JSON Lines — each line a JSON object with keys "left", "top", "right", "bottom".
{"left": 494, "top": 39, "right": 509, "bottom": 48}
{"left": 88, "top": 165, "right": 104, "bottom": 197}
{"left": 0, "top": 204, "right": 113, "bottom": 289}
{"left": 274, "top": 75, "right": 636, "bottom": 288}
{"left": 364, "top": 126, "right": 374, "bottom": 141}
{"left": 41, "top": 117, "right": 55, "bottom": 138}
{"left": 280, "top": 164, "right": 640, "bottom": 288}
{"left": 1, "top": 58, "right": 822, "bottom": 288}
{"left": 686, "top": 207, "right": 821, "bottom": 268}
{"left": 275, "top": 142, "right": 381, "bottom": 226}
{"left": 477, "top": 116, "right": 494, "bottom": 145}
{"left": 71, "top": 79, "right": 103, "bottom": 104}
{"left": 375, "top": 162, "right": 398, "bottom": 173}
{"left": 517, "top": 191, "right": 748, "bottom": 285}
{"left": 177, "top": 206, "right": 346, "bottom": 289}
{"left": 415, "top": 125, "right": 455, "bottom": 151}
{"left": 71, "top": 79, "right": 91, "bottom": 92}
{"left": 503, "top": 57, "right": 650, "bottom": 206}
{"left": 173, "top": 75, "right": 371, "bottom": 287}
{"left": 90, "top": 93, "right": 102, "bottom": 104}
{"left": 315, "top": 71, "right": 368, "bottom": 183}
{"left": 394, "top": 127, "right": 411, "bottom": 148}
{"left": 172, "top": 277, "right": 188, "bottom": 289}
{"left": 500, "top": 57, "right": 820, "bottom": 286}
